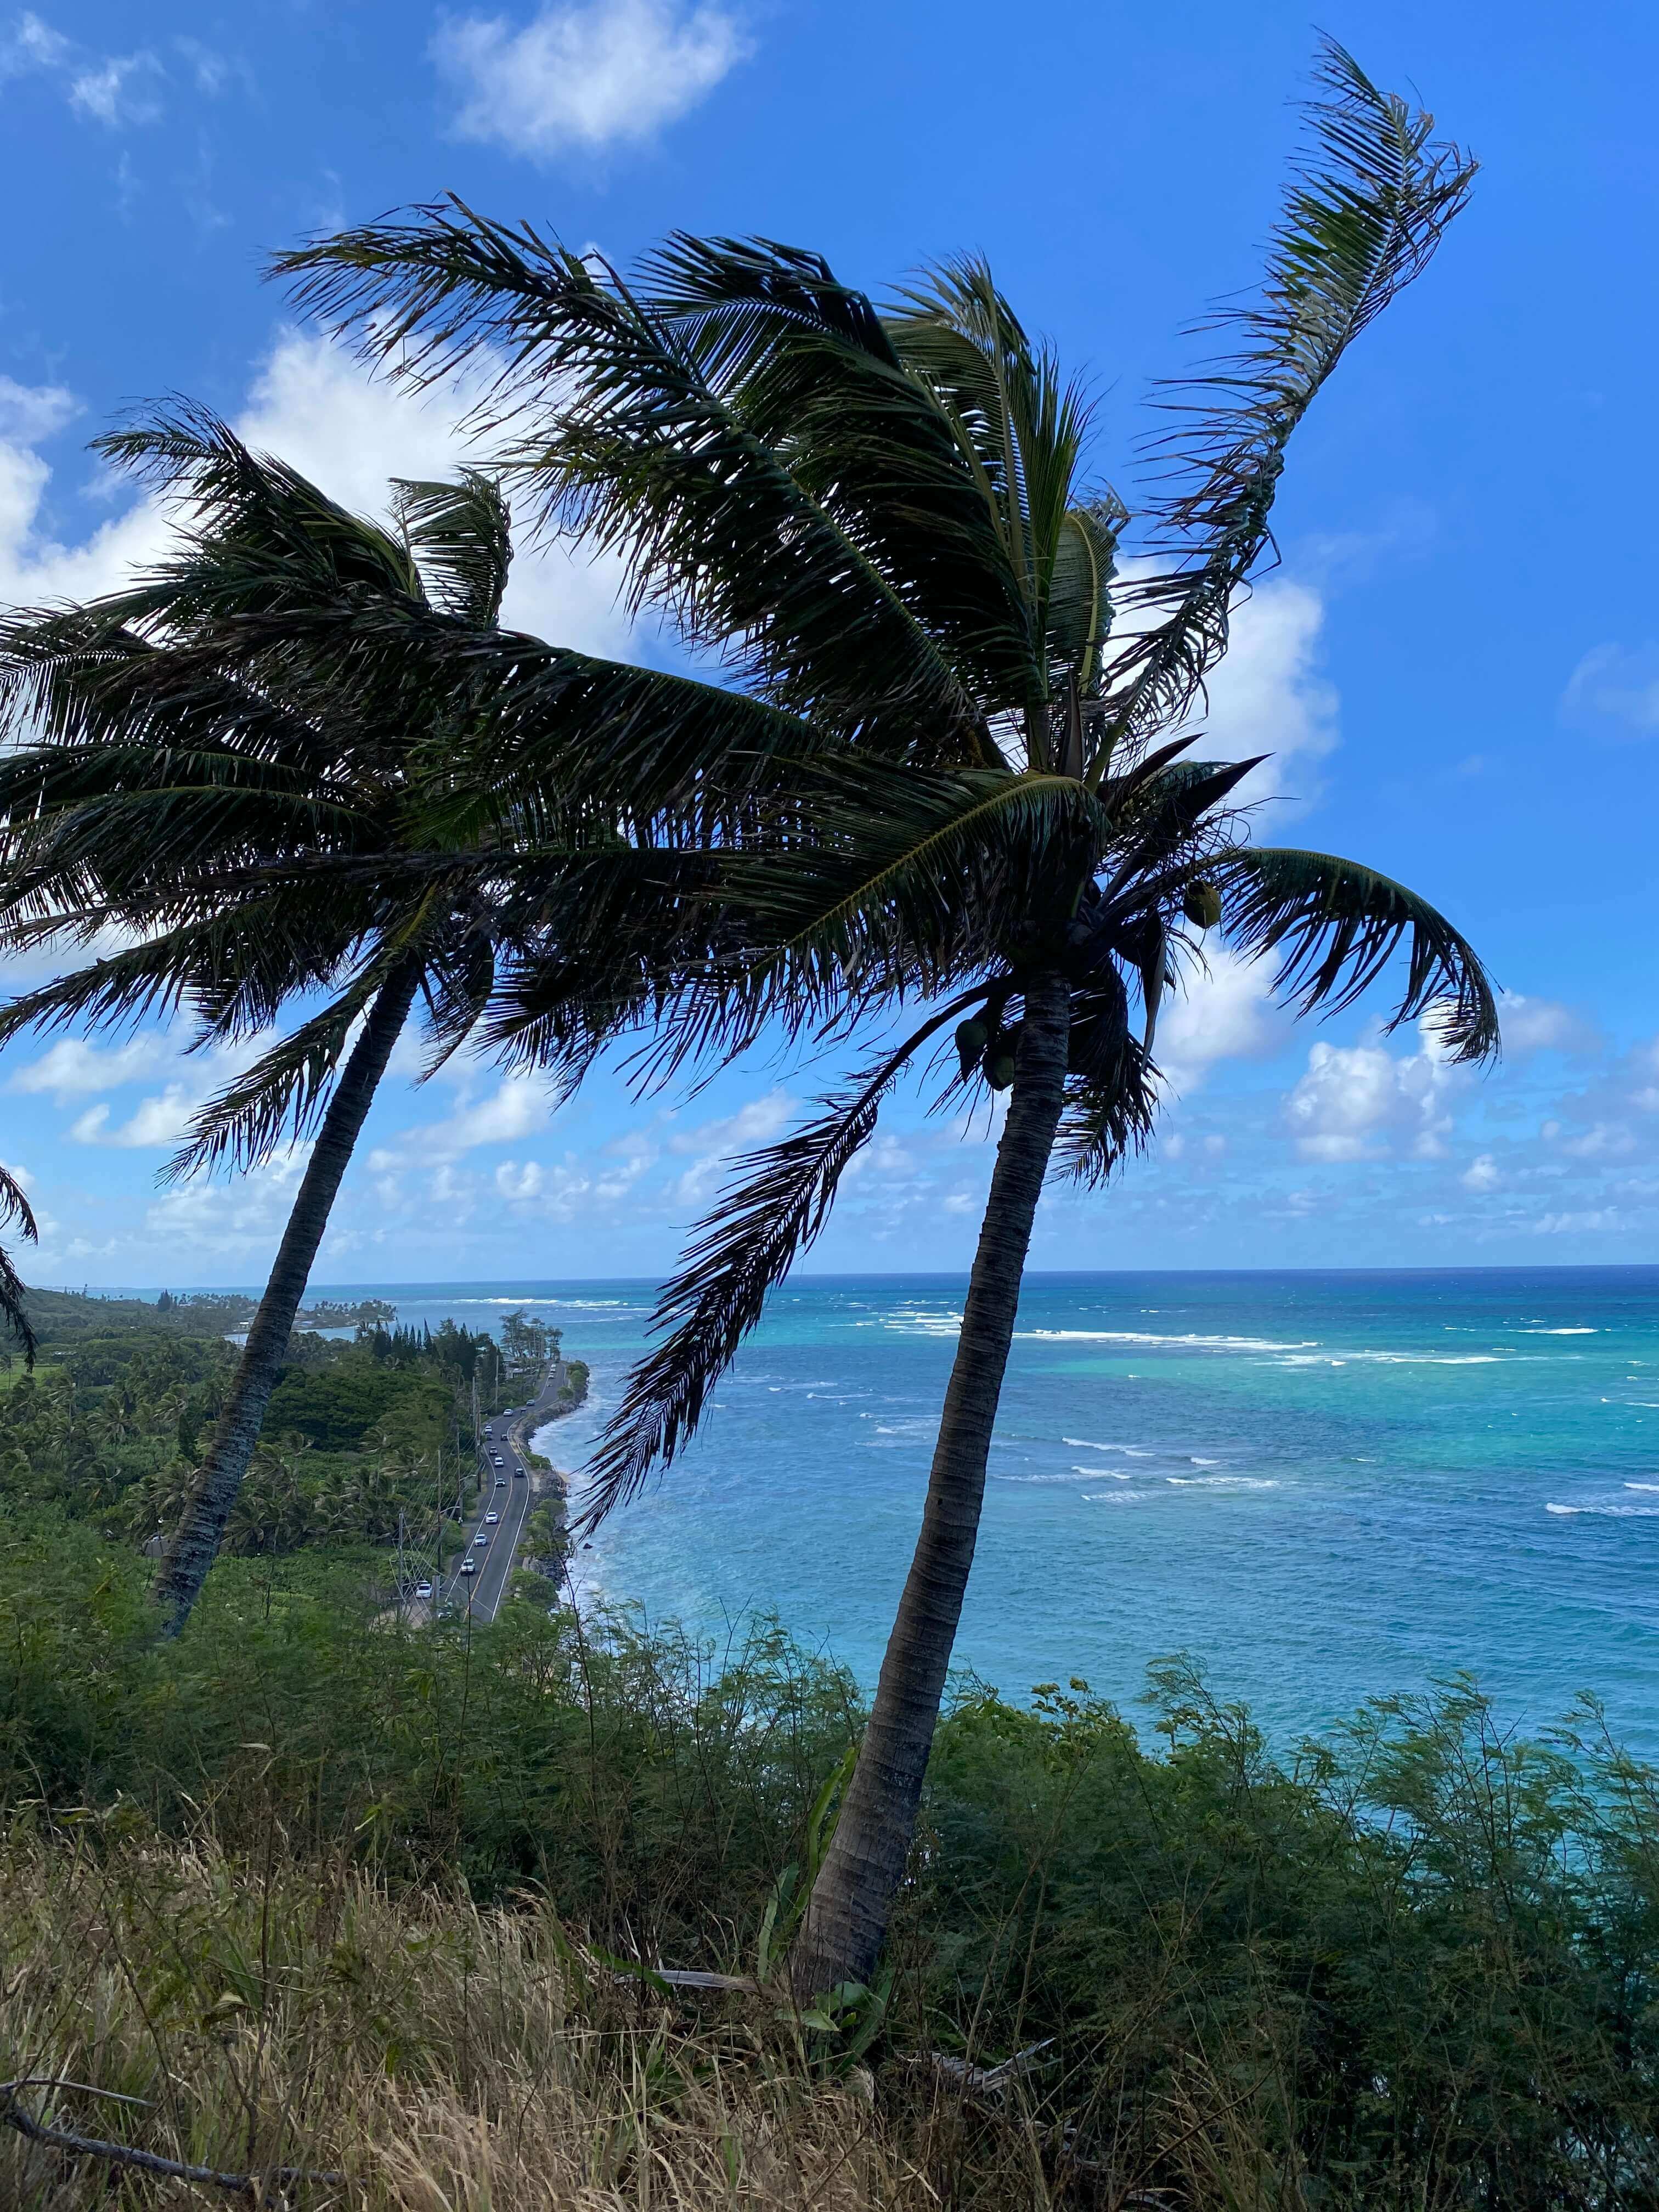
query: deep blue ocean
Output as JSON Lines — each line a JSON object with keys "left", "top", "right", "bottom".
{"left": 320, "top": 1269, "right": 1659, "bottom": 1756}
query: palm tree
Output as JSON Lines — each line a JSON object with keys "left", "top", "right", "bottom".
{"left": 0, "top": 1168, "right": 37, "bottom": 1365}
{"left": 0, "top": 408, "right": 828, "bottom": 1632}
{"left": 279, "top": 48, "right": 1493, "bottom": 1988}
{"left": 0, "top": 431, "right": 607, "bottom": 1628}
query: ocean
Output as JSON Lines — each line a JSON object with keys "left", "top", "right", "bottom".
{"left": 325, "top": 1269, "right": 1659, "bottom": 1758}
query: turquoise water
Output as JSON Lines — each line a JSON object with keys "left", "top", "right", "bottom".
{"left": 324, "top": 1269, "right": 1659, "bottom": 1755}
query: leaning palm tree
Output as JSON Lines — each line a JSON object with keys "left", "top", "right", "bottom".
{"left": 0, "top": 430, "right": 614, "bottom": 1628}
{"left": 0, "top": 1167, "right": 37, "bottom": 1363}
{"left": 0, "top": 413, "right": 839, "bottom": 1631}
{"left": 280, "top": 47, "right": 1493, "bottom": 1988}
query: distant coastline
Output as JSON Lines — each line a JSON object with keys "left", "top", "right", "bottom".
{"left": 507, "top": 1352, "right": 590, "bottom": 1577}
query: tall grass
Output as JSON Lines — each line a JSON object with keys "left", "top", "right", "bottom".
{"left": 0, "top": 1820, "right": 956, "bottom": 2209}
{"left": 3, "top": 1512, "right": 1658, "bottom": 2207}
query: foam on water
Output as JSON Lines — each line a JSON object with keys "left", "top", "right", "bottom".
{"left": 1019, "top": 1329, "right": 1317, "bottom": 1352}
{"left": 1166, "top": 1475, "right": 1278, "bottom": 1489}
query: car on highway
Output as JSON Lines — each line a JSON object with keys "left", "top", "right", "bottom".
{"left": 485, "top": 1509, "right": 499, "bottom": 1524}
{"left": 473, "top": 1531, "right": 489, "bottom": 1548}
{"left": 460, "top": 1558, "right": 476, "bottom": 1576}
{"left": 514, "top": 1462, "right": 526, "bottom": 1477}
{"left": 492, "top": 1454, "right": 505, "bottom": 1467}
{"left": 415, "top": 1580, "right": 433, "bottom": 1600}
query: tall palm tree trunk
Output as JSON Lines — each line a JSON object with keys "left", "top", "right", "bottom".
{"left": 794, "top": 970, "right": 1071, "bottom": 1996}
{"left": 153, "top": 957, "right": 424, "bottom": 1636}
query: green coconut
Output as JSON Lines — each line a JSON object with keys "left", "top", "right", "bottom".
{"left": 955, "top": 1016, "right": 990, "bottom": 1081}
{"left": 985, "top": 1051, "right": 1018, "bottom": 1091}
{"left": 1182, "top": 879, "right": 1223, "bottom": 931}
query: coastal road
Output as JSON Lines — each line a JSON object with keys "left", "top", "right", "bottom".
{"left": 439, "top": 1410, "right": 534, "bottom": 1625}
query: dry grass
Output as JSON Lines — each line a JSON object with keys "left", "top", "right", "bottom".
{"left": 0, "top": 1815, "right": 986, "bottom": 2211}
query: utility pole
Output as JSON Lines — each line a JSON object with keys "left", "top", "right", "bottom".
{"left": 396, "top": 1508, "right": 405, "bottom": 1611}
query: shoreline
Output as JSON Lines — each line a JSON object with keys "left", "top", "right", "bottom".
{"left": 506, "top": 1352, "right": 589, "bottom": 1575}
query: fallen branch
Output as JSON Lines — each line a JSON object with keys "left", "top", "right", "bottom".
{"left": 919, "top": 2039, "right": 1056, "bottom": 2096}
{"left": 0, "top": 2084, "right": 343, "bottom": 2198}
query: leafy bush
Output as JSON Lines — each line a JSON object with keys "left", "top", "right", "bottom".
{"left": 1, "top": 1514, "right": 1656, "bottom": 2206}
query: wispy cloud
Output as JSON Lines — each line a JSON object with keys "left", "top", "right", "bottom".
{"left": 9, "top": 1036, "right": 168, "bottom": 1101}
{"left": 0, "top": 14, "right": 242, "bottom": 129}
{"left": 1561, "top": 640, "right": 1659, "bottom": 736}
{"left": 0, "top": 10, "right": 66, "bottom": 77}
{"left": 432, "top": 0, "right": 752, "bottom": 160}
{"left": 67, "top": 49, "right": 163, "bottom": 127}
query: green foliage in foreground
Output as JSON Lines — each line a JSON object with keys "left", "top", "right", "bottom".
{"left": 2, "top": 1514, "right": 1656, "bottom": 2205}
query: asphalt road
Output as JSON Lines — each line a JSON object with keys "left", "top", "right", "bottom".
{"left": 438, "top": 1410, "right": 534, "bottom": 1625}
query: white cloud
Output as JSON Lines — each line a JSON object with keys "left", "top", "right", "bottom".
{"left": 1561, "top": 641, "right": 1659, "bottom": 735}
{"left": 1462, "top": 1153, "right": 1499, "bottom": 1192}
{"left": 495, "top": 1159, "right": 545, "bottom": 1199}
{"left": 1560, "top": 1122, "right": 1635, "bottom": 1160}
{"left": 69, "top": 50, "right": 163, "bottom": 126}
{"left": 489, "top": 1153, "right": 594, "bottom": 1218}
{"left": 433, "top": 0, "right": 752, "bottom": 159}
{"left": 0, "top": 375, "right": 76, "bottom": 442}
{"left": 0, "top": 330, "right": 633, "bottom": 666}
{"left": 0, "top": 10, "right": 67, "bottom": 77}
{"left": 140, "top": 1150, "right": 309, "bottom": 1260}
{"left": 1099, "top": 568, "right": 1336, "bottom": 819}
{"left": 666, "top": 1091, "right": 792, "bottom": 1155}
{"left": 9, "top": 1035, "right": 167, "bottom": 1101}
{"left": 172, "top": 37, "right": 238, "bottom": 97}
{"left": 1189, "top": 579, "right": 1338, "bottom": 808}
{"left": 666, "top": 1088, "right": 792, "bottom": 1205}
{"left": 1533, "top": 1207, "right": 1623, "bottom": 1237}
{"left": 71, "top": 1082, "right": 196, "bottom": 1148}
{"left": 1284, "top": 1024, "right": 1463, "bottom": 1163}
{"left": 1155, "top": 950, "right": 1289, "bottom": 1098}
{"left": 1499, "top": 994, "right": 1599, "bottom": 1056}
{"left": 413, "top": 1075, "right": 556, "bottom": 1160}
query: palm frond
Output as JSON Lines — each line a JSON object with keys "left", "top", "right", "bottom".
{"left": 162, "top": 969, "right": 388, "bottom": 1181}
{"left": 1055, "top": 1037, "right": 1160, "bottom": 1187}
{"left": 1092, "top": 40, "right": 1474, "bottom": 771}
{"left": 1218, "top": 844, "right": 1498, "bottom": 1061}
{"left": 0, "top": 1165, "right": 38, "bottom": 1363}
{"left": 273, "top": 204, "right": 996, "bottom": 759}
{"left": 92, "top": 403, "right": 420, "bottom": 611}
{"left": 582, "top": 1006, "right": 963, "bottom": 1524}
{"left": 705, "top": 761, "right": 1109, "bottom": 1003}
{"left": 393, "top": 469, "right": 512, "bottom": 624}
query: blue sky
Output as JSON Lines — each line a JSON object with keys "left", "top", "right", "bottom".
{"left": 0, "top": 0, "right": 1655, "bottom": 1287}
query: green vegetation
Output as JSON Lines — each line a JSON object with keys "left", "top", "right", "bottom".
{"left": 0, "top": 1292, "right": 511, "bottom": 1565}
{"left": 0, "top": 35, "right": 1614, "bottom": 2209}
{"left": 1, "top": 1513, "right": 1655, "bottom": 2208}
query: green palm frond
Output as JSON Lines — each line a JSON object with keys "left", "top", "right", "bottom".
{"left": 273, "top": 204, "right": 996, "bottom": 759}
{"left": 1056, "top": 1039, "right": 1160, "bottom": 1187}
{"left": 708, "top": 761, "right": 1109, "bottom": 998}
{"left": 163, "top": 968, "right": 391, "bottom": 1180}
{"left": 393, "top": 469, "right": 512, "bottom": 624}
{"left": 93, "top": 403, "right": 421, "bottom": 615}
{"left": 640, "top": 238, "right": 1043, "bottom": 721}
{"left": 884, "top": 257, "right": 1096, "bottom": 702}
{"left": 583, "top": 1001, "right": 971, "bottom": 1522}
{"left": 1217, "top": 845, "right": 1498, "bottom": 1061}
{"left": 0, "top": 1165, "right": 37, "bottom": 1363}
{"left": 1092, "top": 40, "right": 1474, "bottom": 771}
